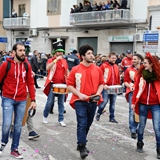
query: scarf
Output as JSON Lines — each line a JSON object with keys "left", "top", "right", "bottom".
{"left": 142, "top": 69, "right": 157, "bottom": 83}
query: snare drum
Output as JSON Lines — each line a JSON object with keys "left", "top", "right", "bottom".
{"left": 52, "top": 84, "right": 68, "bottom": 94}
{"left": 107, "top": 85, "right": 123, "bottom": 94}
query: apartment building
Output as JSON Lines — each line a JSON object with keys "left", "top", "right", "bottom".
{"left": 0, "top": 0, "right": 7, "bottom": 50}
{"left": 2, "top": 0, "right": 160, "bottom": 55}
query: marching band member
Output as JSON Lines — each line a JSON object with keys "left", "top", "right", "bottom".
{"left": 43, "top": 41, "right": 68, "bottom": 126}
{"left": 132, "top": 53, "right": 160, "bottom": 159}
{"left": 124, "top": 54, "right": 143, "bottom": 139}
{"left": 96, "top": 52, "right": 120, "bottom": 123}
{"left": 67, "top": 44, "right": 104, "bottom": 159}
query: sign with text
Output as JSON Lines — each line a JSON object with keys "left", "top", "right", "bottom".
{"left": 142, "top": 45, "right": 158, "bottom": 53}
{"left": 108, "top": 35, "right": 133, "bottom": 42}
{"left": 0, "top": 37, "right": 7, "bottom": 43}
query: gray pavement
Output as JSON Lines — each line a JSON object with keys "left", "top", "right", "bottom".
{"left": 0, "top": 78, "right": 158, "bottom": 160}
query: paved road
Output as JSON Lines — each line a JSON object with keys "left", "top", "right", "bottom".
{"left": 0, "top": 78, "right": 157, "bottom": 160}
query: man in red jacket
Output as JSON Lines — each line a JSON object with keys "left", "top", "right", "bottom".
{"left": 96, "top": 52, "right": 120, "bottom": 123}
{"left": 124, "top": 54, "right": 143, "bottom": 139}
{"left": 67, "top": 44, "right": 104, "bottom": 159}
{"left": 0, "top": 43, "right": 36, "bottom": 159}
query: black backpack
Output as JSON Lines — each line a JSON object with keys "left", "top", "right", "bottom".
{"left": 0, "top": 61, "right": 28, "bottom": 95}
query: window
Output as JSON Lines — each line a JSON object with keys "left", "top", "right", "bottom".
{"left": 19, "top": 4, "right": 25, "bottom": 17}
{"left": 47, "top": 0, "right": 61, "bottom": 15}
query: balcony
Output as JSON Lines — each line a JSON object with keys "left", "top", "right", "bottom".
{"left": 70, "top": 9, "right": 147, "bottom": 28}
{"left": 3, "top": 17, "right": 30, "bottom": 30}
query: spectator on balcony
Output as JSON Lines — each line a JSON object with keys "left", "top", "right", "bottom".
{"left": 91, "top": 1, "right": 98, "bottom": 20}
{"left": 120, "top": 0, "right": 127, "bottom": 9}
{"left": 73, "top": 5, "right": 79, "bottom": 21}
{"left": 77, "top": 2, "right": 83, "bottom": 12}
{"left": 105, "top": 1, "right": 111, "bottom": 10}
{"left": 11, "top": 9, "right": 17, "bottom": 18}
{"left": 109, "top": 0, "right": 114, "bottom": 9}
{"left": 113, "top": 0, "right": 120, "bottom": 9}
{"left": 101, "top": 2, "right": 106, "bottom": 20}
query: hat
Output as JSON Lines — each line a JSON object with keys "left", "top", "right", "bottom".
{"left": 52, "top": 40, "right": 65, "bottom": 55}
{"left": 72, "top": 50, "right": 78, "bottom": 54}
{"left": 126, "top": 50, "right": 132, "bottom": 53}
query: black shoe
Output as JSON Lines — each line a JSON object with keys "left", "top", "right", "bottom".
{"left": 28, "top": 131, "right": 40, "bottom": 140}
{"left": 136, "top": 141, "right": 144, "bottom": 153}
{"left": 157, "top": 148, "right": 160, "bottom": 159}
{"left": 109, "top": 119, "right": 118, "bottom": 123}
{"left": 77, "top": 145, "right": 89, "bottom": 153}
{"left": 131, "top": 133, "right": 137, "bottom": 139}
{"left": 77, "top": 144, "right": 88, "bottom": 159}
{"left": 64, "top": 110, "right": 66, "bottom": 114}
{"left": 96, "top": 114, "right": 100, "bottom": 121}
{"left": 36, "top": 86, "right": 41, "bottom": 89}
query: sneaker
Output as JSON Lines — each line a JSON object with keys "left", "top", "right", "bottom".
{"left": 43, "top": 116, "right": 48, "bottom": 124}
{"left": 36, "top": 86, "right": 41, "bottom": 89}
{"left": 59, "top": 121, "right": 66, "bottom": 127}
{"left": 136, "top": 141, "right": 144, "bottom": 153}
{"left": 109, "top": 119, "right": 118, "bottom": 123}
{"left": 64, "top": 110, "right": 66, "bottom": 114}
{"left": 131, "top": 133, "right": 137, "bottom": 139}
{"left": 28, "top": 131, "right": 40, "bottom": 140}
{"left": 0, "top": 143, "right": 6, "bottom": 155}
{"left": 96, "top": 114, "right": 100, "bottom": 121}
{"left": 50, "top": 110, "right": 54, "bottom": 114}
{"left": 10, "top": 149, "right": 23, "bottom": 159}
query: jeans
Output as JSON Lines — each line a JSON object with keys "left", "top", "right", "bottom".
{"left": 128, "top": 92, "right": 138, "bottom": 133}
{"left": 1, "top": 97, "right": 26, "bottom": 151}
{"left": 43, "top": 85, "right": 65, "bottom": 122}
{"left": 75, "top": 101, "right": 97, "bottom": 145}
{"left": 138, "top": 103, "right": 160, "bottom": 148}
{"left": 97, "top": 89, "right": 117, "bottom": 120}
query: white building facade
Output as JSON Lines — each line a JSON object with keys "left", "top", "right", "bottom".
{"left": 3, "top": 0, "right": 159, "bottom": 55}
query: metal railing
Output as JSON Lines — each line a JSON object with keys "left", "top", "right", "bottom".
{"left": 3, "top": 17, "right": 30, "bottom": 29}
{"left": 70, "top": 9, "right": 131, "bottom": 24}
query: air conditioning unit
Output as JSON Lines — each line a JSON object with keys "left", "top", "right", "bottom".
{"left": 29, "top": 29, "right": 38, "bottom": 37}
{"left": 134, "top": 33, "right": 143, "bottom": 42}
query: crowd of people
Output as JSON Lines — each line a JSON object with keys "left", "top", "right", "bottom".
{"left": 70, "top": 0, "right": 128, "bottom": 21}
{"left": 1, "top": 42, "right": 160, "bottom": 159}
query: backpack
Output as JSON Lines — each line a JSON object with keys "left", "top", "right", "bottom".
{"left": 0, "top": 61, "right": 28, "bottom": 95}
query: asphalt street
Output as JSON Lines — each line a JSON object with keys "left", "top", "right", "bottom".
{"left": 0, "top": 78, "right": 157, "bottom": 160}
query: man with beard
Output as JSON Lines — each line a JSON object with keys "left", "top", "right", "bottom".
{"left": 96, "top": 52, "right": 120, "bottom": 123}
{"left": 0, "top": 43, "right": 36, "bottom": 158}
{"left": 67, "top": 44, "right": 104, "bottom": 159}
{"left": 124, "top": 54, "right": 144, "bottom": 139}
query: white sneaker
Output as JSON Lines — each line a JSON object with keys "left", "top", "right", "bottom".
{"left": 59, "top": 121, "right": 66, "bottom": 127}
{"left": 43, "top": 116, "right": 48, "bottom": 124}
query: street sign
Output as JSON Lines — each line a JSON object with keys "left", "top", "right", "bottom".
{"left": 142, "top": 45, "right": 158, "bottom": 53}
{"left": 143, "top": 33, "right": 159, "bottom": 42}
{"left": 0, "top": 37, "right": 7, "bottom": 43}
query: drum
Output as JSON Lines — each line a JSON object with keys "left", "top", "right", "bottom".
{"left": 107, "top": 85, "right": 123, "bottom": 94}
{"left": 52, "top": 84, "right": 68, "bottom": 94}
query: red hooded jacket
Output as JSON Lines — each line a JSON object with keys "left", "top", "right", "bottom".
{"left": 0, "top": 58, "right": 35, "bottom": 101}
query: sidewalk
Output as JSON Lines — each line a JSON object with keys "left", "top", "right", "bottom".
{"left": 0, "top": 132, "right": 43, "bottom": 160}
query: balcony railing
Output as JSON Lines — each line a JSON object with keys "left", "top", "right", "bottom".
{"left": 3, "top": 17, "right": 30, "bottom": 29}
{"left": 70, "top": 9, "right": 146, "bottom": 26}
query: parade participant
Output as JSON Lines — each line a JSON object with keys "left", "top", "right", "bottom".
{"left": 43, "top": 40, "right": 68, "bottom": 126}
{"left": 124, "top": 54, "right": 143, "bottom": 139}
{"left": 67, "top": 44, "right": 104, "bottom": 159}
{"left": 96, "top": 52, "right": 120, "bottom": 123}
{"left": 0, "top": 43, "right": 36, "bottom": 159}
{"left": 132, "top": 53, "right": 160, "bottom": 159}
{"left": 121, "top": 50, "right": 133, "bottom": 72}
{"left": 65, "top": 49, "right": 80, "bottom": 71}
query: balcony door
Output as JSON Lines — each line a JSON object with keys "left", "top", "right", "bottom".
{"left": 19, "top": 4, "right": 25, "bottom": 17}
